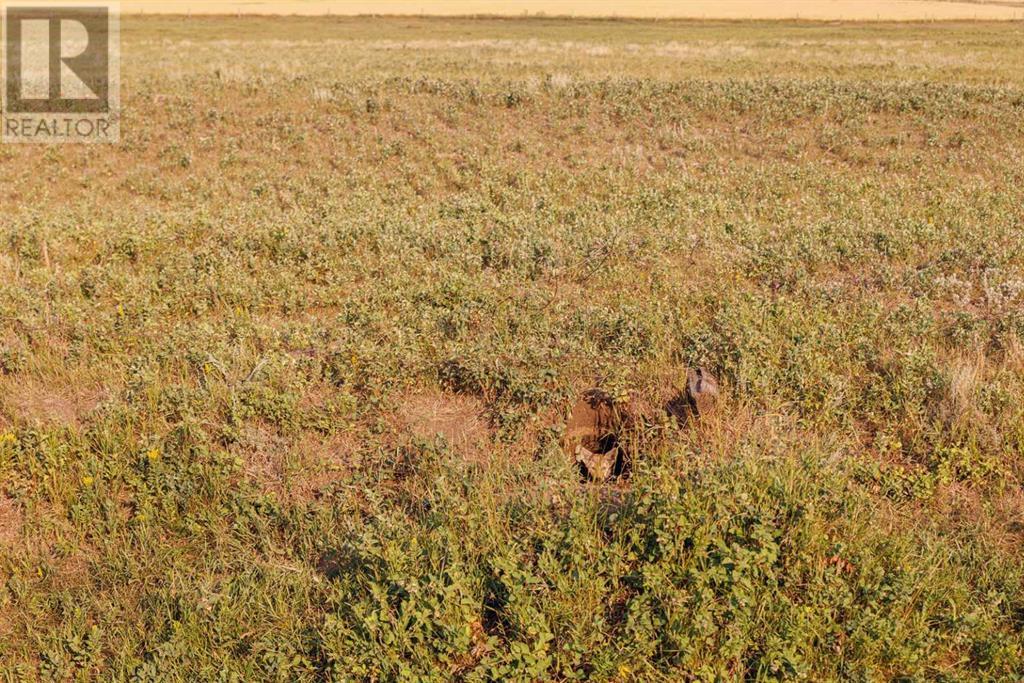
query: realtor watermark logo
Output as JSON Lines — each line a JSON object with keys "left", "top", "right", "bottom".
{"left": 2, "top": 1, "right": 119, "bottom": 143}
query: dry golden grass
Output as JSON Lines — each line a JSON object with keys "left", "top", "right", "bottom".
{"left": 122, "top": 0, "right": 1024, "bottom": 20}
{"left": 2, "top": 14, "right": 1024, "bottom": 680}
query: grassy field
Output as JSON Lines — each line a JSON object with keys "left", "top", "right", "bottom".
{"left": 118, "top": 1, "right": 1024, "bottom": 21}
{"left": 2, "top": 14, "right": 1024, "bottom": 681}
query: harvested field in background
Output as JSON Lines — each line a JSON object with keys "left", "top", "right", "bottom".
{"left": 122, "top": 0, "right": 1024, "bottom": 20}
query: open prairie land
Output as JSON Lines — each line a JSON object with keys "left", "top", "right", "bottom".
{"left": 2, "top": 15, "right": 1024, "bottom": 681}
{"left": 122, "top": 0, "right": 1024, "bottom": 21}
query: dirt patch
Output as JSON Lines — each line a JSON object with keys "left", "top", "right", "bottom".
{"left": 234, "top": 422, "right": 358, "bottom": 503}
{"left": 397, "top": 390, "right": 491, "bottom": 460}
{"left": 289, "top": 430, "right": 358, "bottom": 502}
{"left": 50, "top": 548, "right": 96, "bottom": 591}
{"left": 0, "top": 377, "right": 105, "bottom": 429}
{"left": 0, "top": 498, "right": 93, "bottom": 590}
{"left": 0, "top": 495, "right": 23, "bottom": 549}
{"left": 235, "top": 423, "right": 288, "bottom": 495}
